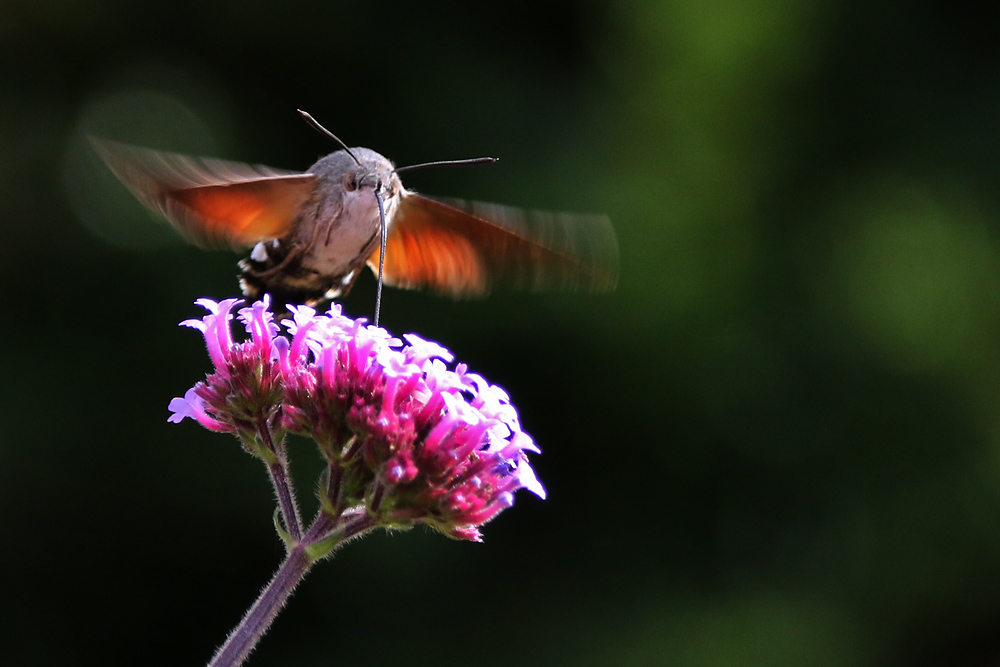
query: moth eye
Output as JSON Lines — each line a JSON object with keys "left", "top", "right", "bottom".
{"left": 343, "top": 174, "right": 358, "bottom": 191}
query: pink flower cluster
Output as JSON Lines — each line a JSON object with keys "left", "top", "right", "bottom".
{"left": 168, "top": 298, "right": 283, "bottom": 438}
{"left": 168, "top": 297, "right": 545, "bottom": 541}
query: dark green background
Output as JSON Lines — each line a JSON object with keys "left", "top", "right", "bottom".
{"left": 4, "top": 1, "right": 1000, "bottom": 665}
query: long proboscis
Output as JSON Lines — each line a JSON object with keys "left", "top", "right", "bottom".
{"left": 373, "top": 190, "right": 387, "bottom": 326}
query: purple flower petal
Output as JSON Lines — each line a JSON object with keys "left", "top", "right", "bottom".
{"left": 403, "top": 333, "right": 454, "bottom": 365}
{"left": 171, "top": 296, "right": 545, "bottom": 541}
{"left": 514, "top": 457, "right": 546, "bottom": 499}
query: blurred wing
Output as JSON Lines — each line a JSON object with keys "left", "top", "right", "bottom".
{"left": 92, "top": 139, "right": 315, "bottom": 249}
{"left": 368, "top": 193, "right": 618, "bottom": 297}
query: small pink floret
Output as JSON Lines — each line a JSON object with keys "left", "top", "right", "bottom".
{"left": 171, "top": 297, "right": 545, "bottom": 540}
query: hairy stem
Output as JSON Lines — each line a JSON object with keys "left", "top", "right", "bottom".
{"left": 206, "top": 546, "right": 312, "bottom": 667}
{"left": 266, "top": 460, "right": 302, "bottom": 542}
{"left": 258, "top": 419, "right": 302, "bottom": 542}
{"left": 205, "top": 514, "right": 378, "bottom": 667}
{"left": 325, "top": 460, "right": 343, "bottom": 510}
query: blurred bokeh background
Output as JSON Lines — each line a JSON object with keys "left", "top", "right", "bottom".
{"left": 4, "top": 1, "right": 1000, "bottom": 665}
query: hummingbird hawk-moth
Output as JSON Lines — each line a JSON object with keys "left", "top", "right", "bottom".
{"left": 92, "top": 113, "right": 618, "bottom": 318}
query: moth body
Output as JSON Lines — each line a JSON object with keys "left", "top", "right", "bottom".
{"left": 241, "top": 148, "right": 404, "bottom": 306}
{"left": 92, "top": 134, "right": 619, "bottom": 312}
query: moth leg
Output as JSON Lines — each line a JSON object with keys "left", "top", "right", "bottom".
{"left": 246, "top": 246, "right": 299, "bottom": 279}
{"left": 248, "top": 216, "right": 326, "bottom": 279}
{"left": 337, "top": 269, "right": 365, "bottom": 297}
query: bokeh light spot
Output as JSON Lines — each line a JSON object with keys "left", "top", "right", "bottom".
{"left": 61, "top": 62, "right": 234, "bottom": 250}
{"left": 825, "top": 179, "right": 1000, "bottom": 373}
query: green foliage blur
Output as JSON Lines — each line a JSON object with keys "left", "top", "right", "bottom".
{"left": 3, "top": 1, "right": 1000, "bottom": 665}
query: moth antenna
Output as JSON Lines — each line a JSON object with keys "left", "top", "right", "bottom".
{"left": 297, "top": 109, "right": 362, "bottom": 166}
{"left": 394, "top": 156, "right": 498, "bottom": 174}
{"left": 373, "top": 189, "right": 388, "bottom": 327}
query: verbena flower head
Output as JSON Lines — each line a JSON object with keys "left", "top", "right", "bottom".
{"left": 167, "top": 297, "right": 283, "bottom": 439}
{"left": 169, "top": 298, "right": 545, "bottom": 542}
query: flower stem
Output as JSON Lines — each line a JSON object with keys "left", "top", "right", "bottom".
{"left": 206, "top": 546, "right": 312, "bottom": 667}
{"left": 266, "top": 460, "right": 302, "bottom": 542}
{"left": 324, "top": 460, "right": 343, "bottom": 510}
{"left": 205, "top": 514, "right": 378, "bottom": 667}
{"left": 258, "top": 419, "right": 302, "bottom": 542}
